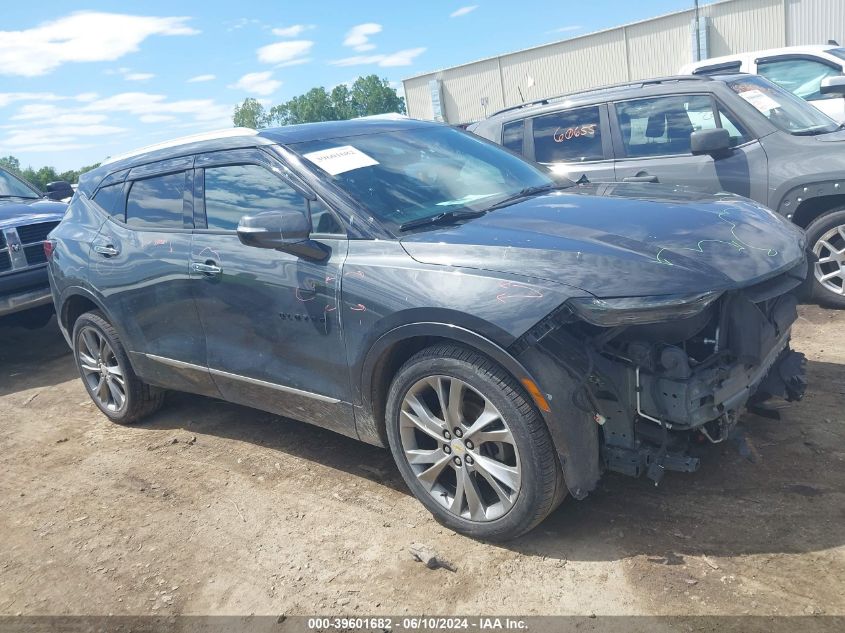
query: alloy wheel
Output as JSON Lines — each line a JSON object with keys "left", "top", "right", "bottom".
{"left": 813, "top": 224, "right": 845, "bottom": 296}
{"left": 399, "top": 375, "right": 521, "bottom": 522}
{"left": 77, "top": 326, "right": 127, "bottom": 413}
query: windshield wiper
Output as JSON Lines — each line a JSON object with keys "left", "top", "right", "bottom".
{"left": 791, "top": 125, "right": 837, "bottom": 136}
{"left": 483, "top": 183, "right": 567, "bottom": 212}
{"left": 399, "top": 209, "right": 488, "bottom": 232}
{"left": 0, "top": 194, "right": 41, "bottom": 200}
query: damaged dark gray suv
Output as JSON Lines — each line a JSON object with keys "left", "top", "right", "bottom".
{"left": 47, "top": 118, "right": 808, "bottom": 540}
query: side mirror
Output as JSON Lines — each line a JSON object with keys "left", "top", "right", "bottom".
{"left": 45, "top": 180, "right": 74, "bottom": 201}
{"left": 820, "top": 76, "right": 845, "bottom": 96}
{"left": 237, "top": 210, "right": 328, "bottom": 260}
{"left": 690, "top": 128, "right": 732, "bottom": 157}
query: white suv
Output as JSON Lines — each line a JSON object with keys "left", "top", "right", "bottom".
{"left": 681, "top": 45, "right": 845, "bottom": 122}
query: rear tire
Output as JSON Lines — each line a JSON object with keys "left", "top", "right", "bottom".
{"left": 72, "top": 311, "right": 164, "bottom": 424}
{"left": 385, "top": 343, "right": 564, "bottom": 541}
{"left": 805, "top": 209, "right": 845, "bottom": 308}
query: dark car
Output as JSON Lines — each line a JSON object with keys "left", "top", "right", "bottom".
{"left": 470, "top": 74, "right": 845, "bottom": 307}
{"left": 47, "top": 119, "right": 808, "bottom": 540}
{"left": 0, "top": 166, "right": 67, "bottom": 328}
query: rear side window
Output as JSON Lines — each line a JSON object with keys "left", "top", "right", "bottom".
{"left": 531, "top": 106, "right": 603, "bottom": 163}
{"left": 204, "top": 164, "right": 314, "bottom": 231}
{"left": 126, "top": 173, "right": 186, "bottom": 229}
{"left": 615, "top": 95, "right": 715, "bottom": 157}
{"left": 93, "top": 183, "right": 126, "bottom": 220}
{"left": 757, "top": 57, "right": 841, "bottom": 101}
{"left": 502, "top": 120, "right": 525, "bottom": 154}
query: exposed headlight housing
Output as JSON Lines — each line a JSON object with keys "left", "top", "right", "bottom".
{"left": 566, "top": 291, "right": 721, "bottom": 327}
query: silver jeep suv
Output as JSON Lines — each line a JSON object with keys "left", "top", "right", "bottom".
{"left": 471, "top": 74, "right": 845, "bottom": 307}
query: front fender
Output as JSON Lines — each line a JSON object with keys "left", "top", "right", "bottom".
{"left": 773, "top": 178, "right": 845, "bottom": 221}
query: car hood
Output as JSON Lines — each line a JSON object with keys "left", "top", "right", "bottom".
{"left": 0, "top": 199, "right": 67, "bottom": 231}
{"left": 400, "top": 183, "right": 806, "bottom": 297}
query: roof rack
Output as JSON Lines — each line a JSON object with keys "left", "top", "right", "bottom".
{"left": 102, "top": 127, "right": 258, "bottom": 166}
{"left": 490, "top": 75, "right": 713, "bottom": 117}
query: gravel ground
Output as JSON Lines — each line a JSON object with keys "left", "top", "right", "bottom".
{"left": 1, "top": 306, "right": 843, "bottom": 623}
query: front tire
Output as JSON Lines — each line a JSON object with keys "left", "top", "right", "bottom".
{"left": 385, "top": 344, "right": 563, "bottom": 541}
{"left": 805, "top": 209, "right": 845, "bottom": 308}
{"left": 72, "top": 311, "right": 164, "bottom": 424}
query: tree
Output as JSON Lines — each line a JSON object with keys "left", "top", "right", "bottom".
{"left": 233, "top": 98, "right": 268, "bottom": 129}
{"left": 0, "top": 155, "right": 21, "bottom": 173}
{"left": 233, "top": 75, "right": 406, "bottom": 128}
{"left": 329, "top": 84, "right": 357, "bottom": 121}
{"left": 349, "top": 75, "right": 405, "bottom": 117}
{"left": 282, "top": 87, "right": 338, "bottom": 125}
{"left": 0, "top": 155, "right": 99, "bottom": 189}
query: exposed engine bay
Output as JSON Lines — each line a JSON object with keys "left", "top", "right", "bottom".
{"left": 513, "top": 260, "right": 808, "bottom": 489}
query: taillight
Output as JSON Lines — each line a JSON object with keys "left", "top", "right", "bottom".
{"left": 43, "top": 240, "right": 55, "bottom": 261}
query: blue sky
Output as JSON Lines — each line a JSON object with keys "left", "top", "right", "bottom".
{"left": 1, "top": 1, "right": 695, "bottom": 171}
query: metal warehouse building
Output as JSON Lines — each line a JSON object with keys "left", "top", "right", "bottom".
{"left": 403, "top": 0, "right": 845, "bottom": 124}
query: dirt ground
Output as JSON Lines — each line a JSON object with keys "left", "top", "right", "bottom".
{"left": 1, "top": 305, "right": 843, "bottom": 621}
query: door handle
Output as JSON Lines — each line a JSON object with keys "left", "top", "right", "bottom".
{"left": 191, "top": 261, "right": 222, "bottom": 276}
{"left": 623, "top": 174, "right": 659, "bottom": 183}
{"left": 93, "top": 244, "right": 119, "bottom": 257}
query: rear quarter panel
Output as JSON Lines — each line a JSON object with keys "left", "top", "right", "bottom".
{"left": 48, "top": 195, "right": 108, "bottom": 338}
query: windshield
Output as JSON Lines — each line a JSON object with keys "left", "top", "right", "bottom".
{"left": 291, "top": 125, "right": 556, "bottom": 230}
{"left": 727, "top": 75, "right": 840, "bottom": 135}
{"left": 827, "top": 47, "right": 845, "bottom": 62}
{"left": 0, "top": 169, "right": 41, "bottom": 199}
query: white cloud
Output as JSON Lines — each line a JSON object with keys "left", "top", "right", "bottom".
{"left": 228, "top": 72, "right": 282, "bottom": 96}
{"left": 547, "top": 25, "right": 583, "bottom": 33}
{"left": 272, "top": 24, "right": 314, "bottom": 37}
{"left": 0, "top": 12, "right": 199, "bottom": 77}
{"left": 1, "top": 90, "right": 236, "bottom": 158}
{"left": 83, "top": 92, "right": 233, "bottom": 123}
{"left": 4, "top": 125, "right": 128, "bottom": 150}
{"left": 343, "top": 23, "right": 381, "bottom": 52}
{"left": 330, "top": 47, "right": 426, "bottom": 67}
{"left": 450, "top": 5, "right": 478, "bottom": 18}
{"left": 276, "top": 58, "right": 312, "bottom": 68}
{"left": 257, "top": 40, "right": 313, "bottom": 64}
{"left": 11, "top": 104, "right": 107, "bottom": 126}
{"left": 227, "top": 18, "right": 260, "bottom": 32}
{"left": 124, "top": 72, "right": 155, "bottom": 81}
{"left": 139, "top": 114, "right": 177, "bottom": 123}
{"left": 187, "top": 74, "right": 216, "bottom": 83}
{"left": 105, "top": 67, "right": 155, "bottom": 81}
{"left": 0, "top": 91, "right": 100, "bottom": 108}
{"left": 0, "top": 92, "right": 63, "bottom": 107}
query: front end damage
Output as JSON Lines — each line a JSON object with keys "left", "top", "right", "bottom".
{"left": 512, "top": 259, "right": 808, "bottom": 495}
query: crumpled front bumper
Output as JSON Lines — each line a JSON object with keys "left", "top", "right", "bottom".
{"left": 638, "top": 327, "right": 806, "bottom": 430}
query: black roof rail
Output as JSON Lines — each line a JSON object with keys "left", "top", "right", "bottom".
{"left": 490, "top": 75, "right": 714, "bottom": 117}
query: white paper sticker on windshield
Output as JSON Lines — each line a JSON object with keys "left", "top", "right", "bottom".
{"left": 737, "top": 89, "right": 780, "bottom": 113}
{"left": 303, "top": 145, "right": 378, "bottom": 175}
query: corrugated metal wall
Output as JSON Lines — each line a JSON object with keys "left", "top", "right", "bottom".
{"left": 404, "top": 0, "right": 843, "bottom": 124}
{"left": 787, "top": 0, "right": 845, "bottom": 47}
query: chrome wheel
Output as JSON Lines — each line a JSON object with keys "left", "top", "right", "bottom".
{"left": 813, "top": 224, "right": 845, "bottom": 296}
{"left": 77, "top": 326, "right": 126, "bottom": 413}
{"left": 399, "top": 375, "right": 521, "bottom": 522}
